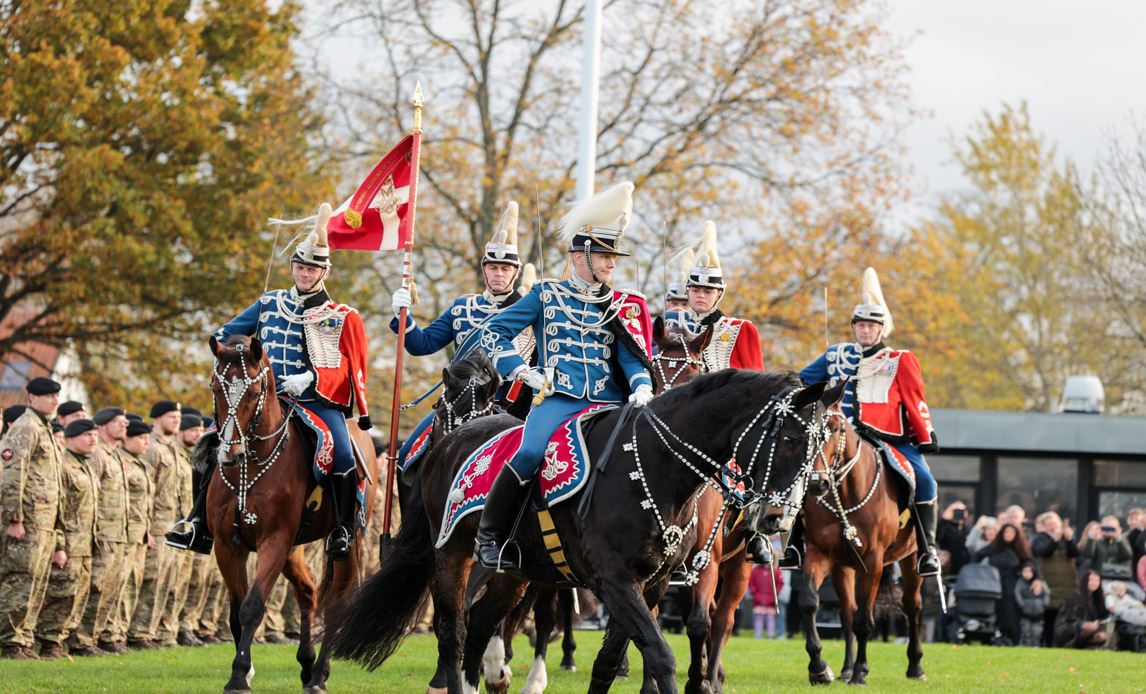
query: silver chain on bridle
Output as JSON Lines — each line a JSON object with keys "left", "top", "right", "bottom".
{"left": 651, "top": 333, "right": 706, "bottom": 391}
{"left": 212, "top": 345, "right": 293, "bottom": 525}
{"left": 626, "top": 386, "right": 832, "bottom": 585}
{"left": 811, "top": 407, "right": 878, "bottom": 547}
{"left": 436, "top": 375, "right": 496, "bottom": 434}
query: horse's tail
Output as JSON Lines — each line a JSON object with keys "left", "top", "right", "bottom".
{"left": 322, "top": 476, "right": 434, "bottom": 670}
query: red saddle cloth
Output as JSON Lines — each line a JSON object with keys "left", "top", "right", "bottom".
{"left": 434, "top": 404, "right": 614, "bottom": 548}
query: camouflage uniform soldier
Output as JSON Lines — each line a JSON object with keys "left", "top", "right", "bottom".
{"left": 173, "top": 412, "right": 209, "bottom": 647}
{"left": 197, "top": 572, "right": 229, "bottom": 642}
{"left": 127, "top": 401, "right": 184, "bottom": 647}
{"left": 119, "top": 420, "right": 156, "bottom": 649}
{"left": 0, "top": 377, "right": 65, "bottom": 660}
{"left": 36, "top": 419, "right": 100, "bottom": 658}
{"left": 73, "top": 407, "right": 132, "bottom": 655}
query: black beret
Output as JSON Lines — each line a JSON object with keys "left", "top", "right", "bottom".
{"left": 64, "top": 418, "right": 97, "bottom": 438}
{"left": 92, "top": 407, "right": 126, "bottom": 426}
{"left": 3, "top": 405, "right": 26, "bottom": 424}
{"left": 126, "top": 420, "right": 152, "bottom": 437}
{"left": 57, "top": 401, "right": 85, "bottom": 417}
{"left": 180, "top": 414, "right": 203, "bottom": 431}
{"left": 149, "top": 400, "right": 181, "bottom": 419}
{"left": 51, "top": 421, "right": 65, "bottom": 434}
{"left": 182, "top": 406, "right": 202, "bottom": 419}
{"left": 125, "top": 413, "right": 143, "bottom": 423}
{"left": 26, "top": 377, "right": 62, "bottom": 396}
{"left": 201, "top": 417, "right": 214, "bottom": 429}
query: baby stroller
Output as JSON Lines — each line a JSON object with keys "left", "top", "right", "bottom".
{"left": 1098, "top": 563, "right": 1146, "bottom": 653}
{"left": 947, "top": 562, "right": 1002, "bottom": 645}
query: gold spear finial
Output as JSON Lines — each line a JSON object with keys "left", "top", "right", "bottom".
{"left": 412, "top": 81, "right": 424, "bottom": 134}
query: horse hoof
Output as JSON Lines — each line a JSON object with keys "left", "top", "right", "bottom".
{"left": 303, "top": 687, "right": 328, "bottom": 694}
{"left": 560, "top": 664, "right": 577, "bottom": 672}
{"left": 426, "top": 688, "right": 447, "bottom": 694}
{"left": 907, "top": 671, "right": 927, "bottom": 681}
{"left": 483, "top": 671, "right": 510, "bottom": 694}
{"left": 809, "top": 665, "right": 835, "bottom": 685}
{"left": 841, "top": 669, "right": 853, "bottom": 683}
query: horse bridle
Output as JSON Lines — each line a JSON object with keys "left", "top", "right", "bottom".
{"left": 435, "top": 373, "right": 496, "bottom": 434}
{"left": 212, "top": 344, "right": 294, "bottom": 524}
{"left": 651, "top": 333, "right": 706, "bottom": 391}
{"left": 627, "top": 386, "right": 832, "bottom": 584}
{"left": 813, "top": 406, "right": 881, "bottom": 547}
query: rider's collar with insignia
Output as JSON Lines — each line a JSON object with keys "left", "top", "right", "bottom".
{"left": 290, "top": 285, "right": 330, "bottom": 310}
{"left": 567, "top": 270, "right": 606, "bottom": 298}
{"left": 693, "top": 308, "right": 724, "bottom": 327}
{"left": 482, "top": 289, "right": 516, "bottom": 306}
{"left": 860, "top": 341, "right": 886, "bottom": 358}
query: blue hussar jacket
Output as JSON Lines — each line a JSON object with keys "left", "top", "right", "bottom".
{"left": 216, "top": 288, "right": 320, "bottom": 386}
{"left": 481, "top": 280, "right": 653, "bottom": 403}
{"left": 389, "top": 290, "right": 530, "bottom": 361}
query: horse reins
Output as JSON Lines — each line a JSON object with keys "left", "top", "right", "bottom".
{"left": 213, "top": 344, "right": 294, "bottom": 526}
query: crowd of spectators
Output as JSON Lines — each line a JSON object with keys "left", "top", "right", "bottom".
{"left": 936, "top": 501, "right": 1146, "bottom": 650}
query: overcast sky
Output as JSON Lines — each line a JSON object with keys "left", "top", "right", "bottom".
{"left": 884, "top": 0, "right": 1146, "bottom": 224}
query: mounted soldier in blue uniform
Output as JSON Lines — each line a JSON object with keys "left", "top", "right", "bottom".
{"left": 473, "top": 182, "right": 656, "bottom": 571}
{"left": 388, "top": 202, "right": 537, "bottom": 478}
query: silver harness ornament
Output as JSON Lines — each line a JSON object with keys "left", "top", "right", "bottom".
{"left": 811, "top": 408, "right": 877, "bottom": 548}
{"left": 213, "top": 345, "right": 294, "bottom": 525}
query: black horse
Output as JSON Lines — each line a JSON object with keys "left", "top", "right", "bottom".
{"left": 326, "top": 371, "right": 835, "bottom": 694}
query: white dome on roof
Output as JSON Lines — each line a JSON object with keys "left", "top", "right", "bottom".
{"left": 1061, "top": 375, "right": 1104, "bottom": 414}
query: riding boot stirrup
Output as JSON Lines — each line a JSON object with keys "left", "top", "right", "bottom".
{"left": 745, "top": 534, "right": 773, "bottom": 565}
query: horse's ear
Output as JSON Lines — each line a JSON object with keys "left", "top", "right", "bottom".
{"left": 692, "top": 324, "right": 714, "bottom": 356}
{"left": 793, "top": 381, "right": 827, "bottom": 411}
{"left": 250, "top": 337, "right": 263, "bottom": 362}
{"left": 653, "top": 316, "right": 666, "bottom": 343}
{"left": 441, "top": 367, "right": 452, "bottom": 389}
{"left": 209, "top": 336, "right": 220, "bottom": 357}
{"left": 822, "top": 380, "right": 847, "bottom": 408}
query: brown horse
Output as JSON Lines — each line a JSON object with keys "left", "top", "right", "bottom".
{"left": 792, "top": 404, "right": 926, "bottom": 685}
{"left": 205, "top": 336, "right": 377, "bottom": 694}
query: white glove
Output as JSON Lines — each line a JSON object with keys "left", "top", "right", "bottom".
{"left": 511, "top": 366, "right": 547, "bottom": 392}
{"left": 629, "top": 384, "right": 654, "bottom": 408}
{"left": 391, "top": 287, "right": 412, "bottom": 318}
{"left": 280, "top": 371, "right": 314, "bottom": 397}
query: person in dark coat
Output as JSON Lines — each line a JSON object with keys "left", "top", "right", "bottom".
{"left": 1053, "top": 570, "right": 1108, "bottom": 649}
{"left": 1031, "top": 511, "right": 1079, "bottom": 646}
{"left": 973, "top": 523, "right": 1035, "bottom": 646}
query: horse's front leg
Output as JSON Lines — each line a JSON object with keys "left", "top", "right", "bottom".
{"left": 226, "top": 537, "right": 287, "bottom": 694}
{"left": 433, "top": 547, "right": 471, "bottom": 694}
{"left": 596, "top": 581, "right": 679, "bottom": 694}
{"left": 847, "top": 559, "right": 882, "bottom": 687}
{"left": 830, "top": 564, "right": 858, "bottom": 684}
{"left": 280, "top": 545, "right": 318, "bottom": 689}
{"left": 800, "top": 553, "right": 834, "bottom": 685}
{"left": 462, "top": 573, "right": 528, "bottom": 694}
{"left": 900, "top": 556, "right": 927, "bottom": 680}
{"left": 685, "top": 558, "right": 718, "bottom": 694}
{"left": 588, "top": 620, "right": 635, "bottom": 694}
{"left": 706, "top": 554, "right": 751, "bottom": 694}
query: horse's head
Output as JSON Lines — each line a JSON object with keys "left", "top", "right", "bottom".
{"left": 808, "top": 399, "right": 851, "bottom": 499}
{"left": 651, "top": 316, "right": 711, "bottom": 393}
{"left": 436, "top": 349, "right": 500, "bottom": 433}
{"left": 209, "top": 335, "right": 273, "bottom": 466}
{"left": 745, "top": 379, "right": 846, "bottom": 536}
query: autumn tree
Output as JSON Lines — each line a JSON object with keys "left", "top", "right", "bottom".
{"left": 315, "top": 0, "right": 914, "bottom": 425}
{"left": 893, "top": 103, "right": 1131, "bottom": 412}
{"left": 0, "top": 0, "right": 333, "bottom": 410}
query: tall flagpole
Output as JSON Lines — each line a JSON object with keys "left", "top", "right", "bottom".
{"left": 575, "top": 0, "right": 602, "bottom": 202}
{"left": 382, "top": 83, "right": 424, "bottom": 551}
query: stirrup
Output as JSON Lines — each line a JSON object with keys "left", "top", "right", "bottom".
{"left": 917, "top": 548, "right": 941, "bottom": 577}
{"left": 325, "top": 525, "right": 353, "bottom": 560}
{"left": 777, "top": 546, "right": 802, "bottom": 570}
{"left": 745, "top": 536, "right": 774, "bottom": 565}
{"left": 164, "top": 519, "right": 213, "bottom": 555}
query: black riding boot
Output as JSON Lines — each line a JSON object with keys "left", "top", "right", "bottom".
{"left": 778, "top": 515, "right": 805, "bottom": 570}
{"left": 325, "top": 471, "right": 359, "bottom": 561}
{"left": 474, "top": 466, "right": 529, "bottom": 572}
{"left": 745, "top": 533, "right": 773, "bottom": 565}
{"left": 914, "top": 499, "right": 941, "bottom": 577}
{"left": 165, "top": 461, "right": 215, "bottom": 554}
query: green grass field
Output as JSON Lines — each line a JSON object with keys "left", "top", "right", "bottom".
{"left": 0, "top": 632, "right": 1141, "bottom": 694}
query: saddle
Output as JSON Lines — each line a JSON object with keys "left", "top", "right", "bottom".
{"left": 436, "top": 405, "right": 616, "bottom": 552}
{"left": 856, "top": 428, "right": 915, "bottom": 524}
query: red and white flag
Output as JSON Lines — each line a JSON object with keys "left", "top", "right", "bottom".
{"left": 327, "top": 133, "right": 421, "bottom": 251}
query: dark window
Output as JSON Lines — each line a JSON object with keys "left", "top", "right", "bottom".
{"left": 929, "top": 454, "right": 979, "bottom": 482}
{"left": 0, "top": 361, "right": 32, "bottom": 390}
{"left": 1094, "top": 460, "right": 1146, "bottom": 487}
{"left": 997, "top": 457, "right": 1078, "bottom": 521}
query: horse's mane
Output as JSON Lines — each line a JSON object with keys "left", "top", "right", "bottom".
{"left": 652, "top": 369, "right": 801, "bottom": 409}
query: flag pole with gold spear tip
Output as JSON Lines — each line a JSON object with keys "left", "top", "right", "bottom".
{"left": 381, "top": 83, "right": 424, "bottom": 555}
